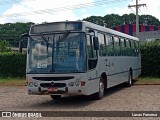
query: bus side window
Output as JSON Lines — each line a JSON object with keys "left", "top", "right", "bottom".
{"left": 87, "top": 34, "right": 98, "bottom": 70}
{"left": 128, "top": 40, "right": 132, "bottom": 56}
{"left": 107, "top": 35, "right": 114, "bottom": 56}
{"left": 134, "top": 41, "right": 137, "bottom": 56}
{"left": 121, "top": 38, "right": 126, "bottom": 56}
{"left": 114, "top": 36, "right": 121, "bottom": 56}
{"left": 87, "top": 35, "right": 92, "bottom": 58}
{"left": 130, "top": 40, "right": 135, "bottom": 56}
{"left": 126, "top": 39, "right": 130, "bottom": 56}
{"left": 98, "top": 33, "right": 106, "bottom": 56}
{"left": 135, "top": 41, "right": 140, "bottom": 57}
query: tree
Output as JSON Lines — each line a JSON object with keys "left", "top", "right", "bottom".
{"left": 0, "top": 22, "right": 34, "bottom": 48}
{"left": 122, "top": 13, "right": 136, "bottom": 24}
{"left": 83, "top": 16, "right": 105, "bottom": 26}
{"left": 139, "top": 15, "right": 160, "bottom": 26}
{"left": 103, "top": 14, "right": 122, "bottom": 28}
{"left": 83, "top": 13, "right": 160, "bottom": 28}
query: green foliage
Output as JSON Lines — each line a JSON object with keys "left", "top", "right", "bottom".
{"left": 0, "top": 40, "right": 11, "bottom": 52}
{"left": 83, "top": 16, "right": 105, "bottom": 26}
{"left": 140, "top": 41, "right": 160, "bottom": 77}
{"left": 0, "top": 52, "right": 26, "bottom": 78}
{"left": 83, "top": 14, "right": 160, "bottom": 28}
{"left": 0, "top": 22, "right": 34, "bottom": 47}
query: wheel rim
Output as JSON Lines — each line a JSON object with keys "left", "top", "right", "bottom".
{"left": 129, "top": 73, "right": 132, "bottom": 85}
{"left": 99, "top": 81, "right": 104, "bottom": 97}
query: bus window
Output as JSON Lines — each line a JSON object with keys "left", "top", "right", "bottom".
{"left": 135, "top": 41, "right": 140, "bottom": 57}
{"left": 114, "top": 36, "right": 121, "bottom": 56}
{"left": 128, "top": 40, "right": 132, "bottom": 56}
{"left": 87, "top": 34, "right": 98, "bottom": 70}
{"left": 87, "top": 35, "right": 92, "bottom": 58}
{"left": 98, "top": 33, "right": 106, "bottom": 56}
{"left": 126, "top": 39, "right": 130, "bottom": 56}
{"left": 130, "top": 40, "right": 135, "bottom": 56}
{"left": 121, "top": 38, "right": 126, "bottom": 56}
{"left": 106, "top": 34, "right": 114, "bottom": 56}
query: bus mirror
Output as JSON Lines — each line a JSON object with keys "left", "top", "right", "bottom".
{"left": 88, "top": 29, "right": 95, "bottom": 36}
{"left": 21, "top": 33, "right": 29, "bottom": 39}
{"left": 19, "top": 33, "right": 29, "bottom": 53}
{"left": 93, "top": 37, "right": 99, "bottom": 50}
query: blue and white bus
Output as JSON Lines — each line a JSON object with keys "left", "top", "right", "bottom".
{"left": 23, "top": 21, "right": 141, "bottom": 100}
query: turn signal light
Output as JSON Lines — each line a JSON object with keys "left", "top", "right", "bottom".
{"left": 81, "top": 81, "right": 85, "bottom": 86}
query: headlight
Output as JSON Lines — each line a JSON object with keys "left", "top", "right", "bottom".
{"left": 34, "top": 83, "right": 38, "bottom": 87}
{"left": 28, "top": 82, "right": 38, "bottom": 87}
{"left": 68, "top": 82, "right": 74, "bottom": 87}
{"left": 28, "top": 82, "right": 34, "bottom": 87}
{"left": 75, "top": 82, "right": 80, "bottom": 86}
{"left": 68, "top": 81, "right": 82, "bottom": 87}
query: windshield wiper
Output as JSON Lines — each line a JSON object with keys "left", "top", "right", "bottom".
{"left": 59, "top": 31, "right": 70, "bottom": 41}
{"left": 38, "top": 33, "right": 50, "bottom": 52}
{"left": 39, "top": 33, "right": 48, "bottom": 42}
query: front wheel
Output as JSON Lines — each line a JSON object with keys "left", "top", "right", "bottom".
{"left": 50, "top": 95, "right": 61, "bottom": 100}
{"left": 94, "top": 78, "right": 105, "bottom": 100}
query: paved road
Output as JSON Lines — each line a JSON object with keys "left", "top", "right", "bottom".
{"left": 0, "top": 85, "right": 160, "bottom": 120}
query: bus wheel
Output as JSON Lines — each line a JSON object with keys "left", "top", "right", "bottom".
{"left": 50, "top": 95, "right": 61, "bottom": 100}
{"left": 127, "top": 70, "right": 133, "bottom": 87}
{"left": 94, "top": 78, "right": 104, "bottom": 100}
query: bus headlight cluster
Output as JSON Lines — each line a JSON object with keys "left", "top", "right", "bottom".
{"left": 28, "top": 82, "right": 38, "bottom": 87}
{"left": 68, "top": 81, "right": 85, "bottom": 87}
{"left": 68, "top": 82, "right": 80, "bottom": 87}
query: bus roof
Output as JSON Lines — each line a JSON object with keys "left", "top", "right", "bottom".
{"left": 82, "top": 21, "right": 139, "bottom": 41}
{"left": 31, "top": 20, "right": 139, "bottom": 41}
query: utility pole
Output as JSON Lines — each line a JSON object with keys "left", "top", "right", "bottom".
{"left": 128, "top": 0, "right": 146, "bottom": 38}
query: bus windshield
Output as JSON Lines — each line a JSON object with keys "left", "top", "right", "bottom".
{"left": 27, "top": 32, "right": 86, "bottom": 73}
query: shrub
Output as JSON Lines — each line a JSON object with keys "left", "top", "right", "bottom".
{"left": 0, "top": 40, "right": 11, "bottom": 53}
{"left": 140, "top": 41, "right": 160, "bottom": 77}
{"left": 0, "top": 52, "right": 26, "bottom": 78}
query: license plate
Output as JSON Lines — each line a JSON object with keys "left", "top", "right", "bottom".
{"left": 48, "top": 88, "right": 58, "bottom": 92}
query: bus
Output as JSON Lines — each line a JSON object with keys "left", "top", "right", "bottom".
{"left": 21, "top": 21, "right": 141, "bottom": 100}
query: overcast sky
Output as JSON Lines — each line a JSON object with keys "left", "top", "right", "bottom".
{"left": 0, "top": 0, "right": 160, "bottom": 24}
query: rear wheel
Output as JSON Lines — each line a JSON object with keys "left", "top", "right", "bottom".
{"left": 127, "top": 70, "right": 133, "bottom": 87}
{"left": 94, "top": 78, "right": 105, "bottom": 100}
{"left": 50, "top": 95, "right": 61, "bottom": 100}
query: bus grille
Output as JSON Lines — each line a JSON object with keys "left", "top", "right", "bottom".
{"left": 40, "top": 83, "right": 66, "bottom": 88}
{"left": 33, "top": 77, "right": 74, "bottom": 81}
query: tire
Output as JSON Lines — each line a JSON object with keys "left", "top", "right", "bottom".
{"left": 50, "top": 95, "right": 61, "bottom": 100}
{"left": 127, "top": 70, "right": 133, "bottom": 87}
{"left": 94, "top": 78, "right": 105, "bottom": 100}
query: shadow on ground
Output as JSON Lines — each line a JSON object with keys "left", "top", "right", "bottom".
{"left": 28, "top": 83, "right": 129, "bottom": 109}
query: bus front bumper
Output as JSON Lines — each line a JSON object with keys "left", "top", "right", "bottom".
{"left": 27, "top": 83, "right": 88, "bottom": 96}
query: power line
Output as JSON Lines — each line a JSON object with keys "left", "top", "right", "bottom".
{"left": 128, "top": 0, "right": 146, "bottom": 38}
{"left": 146, "top": 6, "right": 152, "bottom": 15}
{"left": 0, "top": 0, "right": 128, "bottom": 18}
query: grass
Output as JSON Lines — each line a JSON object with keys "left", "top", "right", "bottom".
{"left": 0, "top": 77, "right": 160, "bottom": 86}
{"left": 0, "top": 77, "right": 26, "bottom": 86}
{"left": 133, "top": 77, "right": 160, "bottom": 85}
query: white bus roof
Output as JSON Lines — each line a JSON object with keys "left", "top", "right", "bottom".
{"left": 32, "top": 21, "right": 139, "bottom": 41}
{"left": 82, "top": 21, "right": 139, "bottom": 41}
